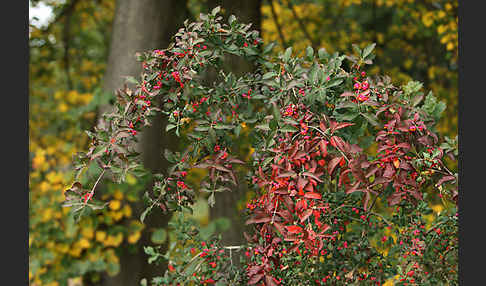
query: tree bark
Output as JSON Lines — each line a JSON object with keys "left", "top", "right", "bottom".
{"left": 98, "top": 0, "right": 190, "bottom": 285}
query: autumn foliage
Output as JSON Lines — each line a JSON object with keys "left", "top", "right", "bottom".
{"left": 62, "top": 8, "right": 457, "bottom": 286}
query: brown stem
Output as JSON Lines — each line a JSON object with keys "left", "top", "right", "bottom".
{"left": 287, "top": 1, "right": 318, "bottom": 51}
{"left": 61, "top": 0, "right": 80, "bottom": 90}
{"left": 269, "top": 0, "right": 287, "bottom": 48}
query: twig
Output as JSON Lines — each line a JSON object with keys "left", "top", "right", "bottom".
{"left": 84, "top": 168, "right": 106, "bottom": 205}
{"left": 36, "top": 0, "right": 80, "bottom": 35}
{"left": 369, "top": 211, "right": 392, "bottom": 226}
{"left": 287, "top": 1, "right": 318, "bottom": 51}
{"left": 366, "top": 190, "right": 383, "bottom": 214}
{"left": 61, "top": 0, "right": 81, "bottom": 90}
{"left": 271, "top": 196, "right": 279, "bottom": 223}
{"left": 307, "top": 125, "right": 350, "bottom": 162}
{"left": 269, "top": 0, "right": 287, "bottom": 48}
{"left": 223, "top": 245, "right": 243, "bottom": 267}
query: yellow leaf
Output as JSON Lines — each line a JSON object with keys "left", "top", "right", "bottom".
{"left": 109, "top": 200, "right": 121, "bottom": 211}
{"left": 128, "top": 231, "right": 141, "bottom": 244}
{"left": 96, "top": 231, "right": 107, "bottom": 242}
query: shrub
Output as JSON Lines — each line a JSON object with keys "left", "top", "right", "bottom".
{"left": 64, "top": 8, "right": 458, "bottom": 285}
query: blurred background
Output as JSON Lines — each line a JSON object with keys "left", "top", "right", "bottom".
{"left": 29, "top": 0, "right": 457, "bottom": 285}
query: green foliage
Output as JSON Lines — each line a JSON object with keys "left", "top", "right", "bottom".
{"left": 64, "top": 9, "right": 457, "bottom": 285}
{"left": 30, "top": 1, "right": 458, "bottom": 285}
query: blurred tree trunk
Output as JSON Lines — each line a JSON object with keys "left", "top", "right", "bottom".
{"left": 205, "top": 0, "right": 262, "bottom": 258}
{"left": 97, "top": 0, "right": 190, "bottom": 285}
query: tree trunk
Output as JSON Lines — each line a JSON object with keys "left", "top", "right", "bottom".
{"left": 205, "top": 0, "right": 262, "bottom": 259}
{"left": 98, "top": 0, "right": 190, "bottom": 285}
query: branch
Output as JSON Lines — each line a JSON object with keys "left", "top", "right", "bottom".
{"left": 62, "top": 14, "right": 73, "bottom": 90}
{"left": 38, "top": 0, "right": 80, "bottom": 35}
{"left": 269, "top": 0, "right": 287, "bottom": 48}
{"left": 287, "top": 1, "right": 318, "bottom": 51}
{"left": 61, "top": 0, "right": 81, "bottom": 90}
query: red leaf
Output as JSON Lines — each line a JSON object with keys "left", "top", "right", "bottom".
{"left": 300, "top": 209, "right": 313, "bottom": 222}
{"left": 302, "top": 172, "right": 323, "bottom": 182}
{"left": 408, "top": 189, "right": 423, "bottom": 201}
{"left": 304, "top": 183, "right": 315, "bottom": 192}
{"left": 297, "top": 177, "right": 308, "bottom": 192}
{"left": 319, "top": 121, "right": 328, "bottom": 132}
{"left": 396, "top": 142, "right": 411, "bottom": 150}
{"left": 340, "top": 91, "right": 354, "bottom": 97}
{"left": 383, "top": 164, "right": 395, "bottom": 178}
{"left": 246, "top": 215, "right": 272, "bottom": 225}
{"left": 273, "top": 222, "right": 286, "bottom": 235}
{"left": 330, "top": 136, "right": 349, "bottom": 153}
{"left": 304, "top": 192, "right": 322, "bottom": 200}
{"left": 319, "top": 224, "right": 331, "bottom": 233}
{"left": 248, "top": 273, "right": 264, "bottom": 285}
{"left": 332, "top": 122, "right": 354, "bottom": 132}
{"left": 436, "top": 175, "right": 456, "bottom": 186}
{"left": 387, "top": 192, "right": 403, "bottom": 206}
{"left": 278, "top": 171, "right": 297, "bottom": 178}
{"left": 319, "top": 140, "right": 328, "bottom": 157}
{"left": 277, "top": 210, "right": 293, "bottom": 222}
{"left": 265, "top": 275, "right": 278, "bottom": 286}
{"left": 345, "top": 181, "right": 362, "bottom": 194}
{"left": 285, "top": 225, "right": 303, "bottom": 234}
{"left": 338, "top": 169, "right": 352, "bottom": 187}
{"left": 328, "top": 156, "right": 343, "bottom": 176}
{"left": 213, "top": 164, "right": 231, "bottom": 172}
{"left": 247, "top": 265, "right": 263, "bottom": 276}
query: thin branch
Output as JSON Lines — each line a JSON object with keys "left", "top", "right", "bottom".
{"left": 61, "top": 0, "right": 81, "bottom": 90}
{"left": 366, "top": 190, "right": 383, "bottom": 214}
{"left": 307, "top": 125, "right": 350, "bottom": 162}
{"left": 287, "top": 1, "right": 318, "bottom": 51}
{"left": 84, "top": 168, "right": 106, "bottom": 205}
{"left": 38, "top": 0, "right": 80, "bottom": 35}
{"left": 269, "top": 0, "right": 287, "bottom": 48}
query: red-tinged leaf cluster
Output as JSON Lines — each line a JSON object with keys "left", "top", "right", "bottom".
{"left": 64, "top": 9, "right": 457, "bottom": 285}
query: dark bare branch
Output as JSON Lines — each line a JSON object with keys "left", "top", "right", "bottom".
{"left": 269, "top": 0, "right": 287, "bottom": 48}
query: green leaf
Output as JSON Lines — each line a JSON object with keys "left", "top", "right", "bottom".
{"left": 335, "top": 101, "right": 357, "bottom": 110}
{"left": 283, "top": 47, "right": 292, "bottom": 62}
{"left": 234, "top": 125, "right": 242, "bottom": 137}
{"left": 91, "top": 144, "right": 108, "bottom": 159}
{"left": 255, "top": 123, "right": 270, "bottom": 131}
{"left": 262, "top": 157, "right": 273, "bottom": 168}
{"left": 403, "top": 80, "right": 423, "bottom": 96}
{"left": 211, "top": 6, "right": 220, "bottom": 16}
{"left": 140, "top": 205, "right": 152, "bottom": 223}
{"left": 318, "top": 48, "right": 328, "bottom": 60}
{"left": 166, "top": 124, "right": 177, "bottom": 131}
{"left": 208, "top": 192, "right": 215, "bottom": 207}
{"left": 269, "top": 118, "right": 279, "bottom": 131}
{"left": 262, "top": 72, "right": 277, "bottom": 80}
{"left": 352, "top": 44, "right": 362, "bottom": 56}
{"left": 194, "top": 126, "right": 210, "bottom": 131}
{"left": 272, "top": 104, "right": 281, "bottom": 121}
{"left": 306, "top": 46, "right": 314, "bottom": 59}
{"left": 263, "top": 42, "right": 276, "bottom": 54}
{"left": 279, "top": 125, "right": 299, "bottom": 133}
{"left": 326, "top": 78, "right": 344, "bottom": 88}
{"left": 335, "top": 112, "right": 358, "bottom": 121}
{"left": 125, "top": 76, "right": 139, "bottom": 85}
{"left": 228, "top": 14, "right": 236, "bottom": 25}
{"left": 362, "top": 43, "right": 376, "bottom": 58}
{"left": 213, "top": 124, "right": 233, "bottom": 130}
{"left": 151, "top": 228, "right": 167, "bottom": 244}
{"left": 361, "top": 113, "right": 380, "bottom": 127}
